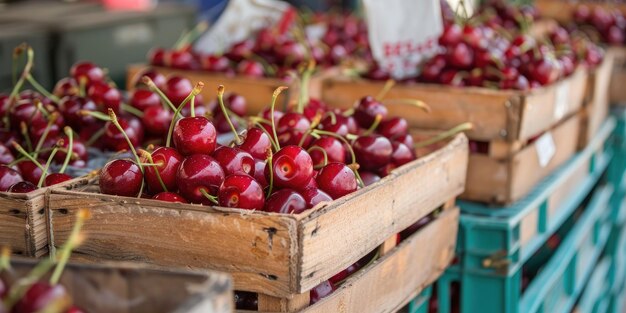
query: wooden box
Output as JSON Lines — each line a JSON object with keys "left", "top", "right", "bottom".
{"left": 2, "top": 258, "right": 232, "bottom": 313}
{"left": 580, "top": 51, "right": 614, "bottom": 148}
{"left": 321, "top": 68, "right": 587, "bottom": 144}
{"left": 609, "top": 47, "right": 626, "bottom": 106}
{"left": 45, "top": 134, "right": 468, "bottom": 311}
{"left": 535, "top": 0, "right": 626, "bottom": 24}
{"left": 127, "top": 64, "right": 338, "bottom": 114}
{"left": 0, "top": 176, "right": 93, "bottom": 257}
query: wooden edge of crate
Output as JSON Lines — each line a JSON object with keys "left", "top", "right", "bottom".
{"left": 579, "top": 53, "right": 614, "bottom": 148}
{"left": 301, "top": 207, "right": 459, "bottom": 313}
{"left": 535, "top": 0, "right": 626, "bottom": 23}
{"left": 609, "top": 47, "right": 626, "bottom": 105}
{"left": 4, "top": 258, "right": 233, "bottom": 313}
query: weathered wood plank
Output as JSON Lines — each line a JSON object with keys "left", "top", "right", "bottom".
{"left": 609, "top": 47, "right": 626, "bottom": 105}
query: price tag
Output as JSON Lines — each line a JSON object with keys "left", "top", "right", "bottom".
{"left": 362, "top": 0, "right": 443, "bottom": 79}
{"left": 535, "top": 132, "right": 556, "bottom": 168}
{"left": 194, "top": 0, "right": 290, "bottom": 54}
{"left": 553, "top": 81, "right": 569, "bottom": 121}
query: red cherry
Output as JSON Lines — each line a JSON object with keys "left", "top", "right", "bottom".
{"left": 142, "top": 106, "right": 172, "bottom": 136}
{"left": 329, "top": 262, "right": 361, "bottom": 285}
{"left": 391, "top": 142, "right": 416, "bottom": 167}
{"left": 446, "top": 42, "right": 474, "bottom": 69}
{"left": 99, "top": 159, "right": 143, "bottom": 197}
{"left": 319, "top": 113, "right": 359, "bottom": 137}
{"left": 66, "top": 306, "right": 87, "bottom": 313}
{"left": 145, "top": 147, "right": 182, "bottom": 194}
{"left": 87, "top": 81, "right": 122, "bottom": 113}
{"left": 130, "top": 89, "right": 161, "bottom": 111}
{"left": 353, "top": 135, "right": 393, "bottom": 171}
{"left": 165, "top": 76, "right": 193, "bottom": 106}
{"left": 316, "top": 162, "right": 358, "bottom": 199}
{"left": 237, "top": 60, "right": 265, "bottom": 77}
{"left": 253, "top": 159, "right": 268, "bottom": 188}
{"left": 439, "top": 23, "right": 462, "bottom": 46}
{"left": 173, "top": 116, "right": 217, "bottom": 156}
{"left": 359, "top": 171, "right": 381, "bottom": 186}
{"left": 70, "top": 61, "right": 104, "bottom": 85}
{"left": 45, "top": 173, "right": 73, "bottom": 187}
{"left": 310, "top": 280, "right": 336, "bottom": 304}
{"left": 529, "top": 58, "right": 560, "bottom": 85}
{"left": 202, "top": 54, "right": 231, "bottom": 72}
{"left": 226, "top": 40, "right": 255, "bottom": 62}
{"left": 135, "top": 68, "right": 166, "bottom": 90}
{"left": 0, "top": 165, "right": 23, "bottom": 191}
{"left": 462, "top": 25, "right": 484, "bottom": 48}
{"left": 300, "top": 187, "right": 333, "bottom": 209}
{"left": 0, "top": 143, "right": 14, "bottom": 165}
{"left": 104, "top": 116, "right": 144, "bottom": 151}
{"left": 264, "top": 189, "right": 307, "bottom": 214}
{"left": 308, "top": 137, "right": 346, "bottom": 168}
{"left": 213, "top": 146, "right": 255, "bottom": 176}
{"left": 239, "top": 128, "right": 271, "bottom": 159}
{"left": 276, "top": 112, "right": 311, "bottom": 146}
{"left": 225, "top": 93, "right": 247, "bottom": 116}
{"left": 148, "top": 48, "right": 166, "bottom": 66}
{"left": 53, "top": 77, "right": 78, "bottom": 98}
{"left": 399, "top": 215, "right": 432, "bottom": 241}
{"left": 12, "top": 282, "right": 69, "bottom": 313}
{"left": 54, "top": 136, "right": 88, "bottom": 164}
{"left": 218, "top": 174, "right": 265, "bottom": 210}
{"left": 8, "top": 181, "right": 37, "bottom": 193}
{"left": 574, "top": 5, "right": 591, "bottom": 23}
{"left": 176, "top": 154, "right": 225, "bottom": 205}
{"left": 152, "top": 191, "right": 188, "bottom": 203}
{"left": 354, "top": 96, "right": 388, "bottom": 129}
{"left": 267, "top": 145, "right": 314, "bottom": 190}
{"left": 377, "top": 117, "right": 408, "bottom": 138}
{"left": 17, "top": 160, "right": 44, "bottom": 185}
{"left": 58, "top": 96, "right": 98, "bottom": 129}
{"left": 166, "top": 50, "right": 196, "bottom": 70}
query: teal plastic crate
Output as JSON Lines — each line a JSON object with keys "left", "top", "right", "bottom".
{"left": 573, "top": 257, "right": 612, "bottom": 313}
{"left": 407, "top": 286, "right": 433, "bottom": 313}
{"left": 437, "top": 184, "right": 614, "bottom": 313}
{"left": 456, "top": 118, "right": 615, "bottom": 277}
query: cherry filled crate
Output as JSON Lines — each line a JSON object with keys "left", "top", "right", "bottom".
{"left": 44, "top": 134, "right": 468, "bottom": 312}
{"left": 2, "top": 258, "right": 232, "bottom": 313}
{"left": 322, "top": 66, "right": 588, "bottom": 205}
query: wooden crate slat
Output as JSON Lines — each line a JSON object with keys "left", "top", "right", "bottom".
{"left": 535, "top": 0, "right": 626, "bottom": 23}
{"left": 580, "top": 52, "right": 613, "bottom": 148}
{"left": 609, "top": 47, "right": 626, "bottom": 105}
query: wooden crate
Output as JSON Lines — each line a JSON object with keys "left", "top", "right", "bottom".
{"left": 609, "top": 47, "right": 626, "bottom": 106}
{"left": 45, "top": 134, "right": 467, "bottom": 309}
{"left": 2, "top": 258, "right": 232, "bottom": 313}
{"left": 580, "top": 51, "right": 614, "bottom": 148}
{"left": 0, "top": 175, "right": 94, "bottom": 257}
{"left": 415, "top": 113, "right": 581, "bottom": 204}
{"left": 535, "top": 0, "right": 626, "bottom": 24}
{"left": 322, "top": 68, "right": 587, "bottom": 144}
{"left": 127, "top": 64, "right": 338, "bottom": 114}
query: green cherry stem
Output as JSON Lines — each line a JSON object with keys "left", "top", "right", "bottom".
{"left": 383, "top": 98, "right": 431, "bottom": 113}
{"left": 8, "top": 44, "right": 34, "bottom": 105}
{"left": 266, "top": 149, "right": 274, "bottom": 198}
{"left": 108, "top": 109, "right": 142, "bottom": 172}
{"left": 165, "top": 82, "right": 205, "bottom": 148}
{"left": 33, "top": 112, "right": 59, "bottom": 159}
{"left": 199, "top": 188, "right": 219, "bottom": 205}
{"left": 375, "top": 79, "right": 395, "bottom": 101}
{"left": 11, "top": 142, "right": 44, "bottom": 170}
{"left": 26, "top": 74, "right": 60, "bottom": 103}
{"left": 0, "top": 246, "right": 10, "bottom": 271}
{"left": 307, "top": 146, "right": 328, "bottom": 169}
{"left": 217, "top": 85, "right": 241, "bottom": 144}
{"left": 20, "top": 122, "right": 33, "bottom": 153}
{"left": 121, "top": 103, "right": 145, "bottom": 118}
{"left": 142, "top": 76, "right": 177, "bottom": 112}
{"left": 414, "top": 122, "right": 473, "bottom": 149}
{"left": 139, "top": 149, "right": 168, "bottom": 192}
{"left": 50, "top": 209, "right": 90, "bottom": 284}
{"left": 59, "top": 127, "right": 74, "bottom": 174}
{"left": 270, "top": 86, "right": 288, "bottom": 151}
{"left": 37, "top": 145, "right": 59, "bottom": 188}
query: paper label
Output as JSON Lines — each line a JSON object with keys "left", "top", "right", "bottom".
{"left": 554, "top": 81, "right": 569, "bottom": 121}
{"left": 535, "top": 132, "right": 556, "bottom": 168}
{"left": 362, "top": 0, "right": 443, "bottom": 79}
{"left": 194, "top": 0, "right": 290, "bottom": 54}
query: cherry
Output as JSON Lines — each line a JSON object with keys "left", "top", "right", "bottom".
{"left": 308, "top": 137, "right": 346, "bottom": 168}
{"left": 201, "top": 54, "right": 231, "bottom": 72}
{"left": 253, "top": 159, "right": 268, "bottom": 188}
{"left": 87, "top": 81, "right": 122, "bottom": 113}
{"left": 462, "top": 25, "right": 484, "bottom": 48}
{"left": 130, "top": 89, "right": 161, "bottom": 111}
{"left": 274, "top": 41, "right": 307, "bottom": 66}
{"left": 142, "top": 106, "right": 172, "bottom": 136}
{"left": 353, "top": 135, "right": 393, "bottom": 171}
{"left": 70, "top": 61, "right": 104, "bottom": 86}
{"left": 359, "top": 171, "right": 381, "bottom": 186}
{"left": 377, "top": 117, "right": 408, "bottom": 138}
{"left": 45, "top": 173, "right": 73, "bottom": 187}
{"left": 238, "top": 128, "right": 271, "bottom": 159}
{"left": 152, "top": 191, "right": 188, "bottom": 203}
{"left": 267, "top": 145, "right": 314, "bottom": 190}
{"left": 399, "top": 215, "right": 432, "bottom": 241}
{"left": 226, "top": 40, "right": 255, "bottom": 62}
{"left": 54, "top": 136, "right": 87, "bottom": 164}
{"left": 319, "top": 114, "right": 359, "bottom": 137}
{"left": 66, "top": 306, "right": 87, "bottom": 313}
{"left": 53, "top": 78, "right": 78, "bottom": 98}
{"left": 316, "top": 162, "right": 358, "bottom": 199}
{"left": 237, "top": 60, "right": 265, "bottom": 77}
{"left": 148, "top": 47, "right": 166, "bottom": 66}
{"left": 167, "top": 50, "right": 195, "bottom": 70}
{"left": 310, "top": 280, "right": 336, "bottom": 304}
{"left": 440, "top": 23, "right": 462, "bottom": 46}
{"left": 391, "top": 142, "right": 416, "bottom": 167}
{"left": 421, "top": 55, "right": 447, "bottom": 81}
{"left": 173, "top": 116, "right": 217, "bottom": 156}
{"left": 363, "top": 66, "right": 391, "bottom": 81}
{"left": 550, "top": 27, "right": 570, "bottom": 45}
{"left": 528, "top": 58, "right": 560, "bottom": 85}
{"left": 99, "top": 159, "right": 143, "bottom": 197}
{"left": 0, "top": 143, "right": 14, "bottom": 165}
{"left": 12, "top": 282, "right": 69, "bottom": 313}
{"left": 104, "top": 116, "right": 144, "bottom": 151}
{"left": 176, "top": 154, "right": 224, "bottom": 205}
{"left": 213, "top": 146, "right": 255, "bottom": 176}
{"left": 300, "top": 187, "right": 333, "bottom": 209}
{"left": 165, "top": 76, "right": 193, "bottom": 106}
{"left": 218, "top": 174, "right": 265, "bottom": 210}
{"left": 145, "top": 147, "right": 182, "bottom": 194}
{"left": 8, "top": 181, "right": 37, "bottom": 193}
{"left": 264, "top": 189, "right": 307, "bottom": 214}
{"left": 354, "top": 96, "right": 388, "bottom": 129}
{"left": 329, "top": 262, "right": 361, "bottom": 284}
{"left": 135, "top": 68, "right": 166, "bottom": 90}
{"left": 0, "top": 165, "right": 23, "bottom": 191}
{"left": 212, "top": 111, "right": 241, "bottom": 134}
{"left": 17, "top": 160, "right": 44, "bottom": 185}
{"left": 447, "top": 42, "right": 474, "bottom": 69}
{"left": 607, "top": 25, "right": 625, "bottom": 45}
{"left": 573, "top": 5, "right": 591, "bottom": 23}
{"left": 58, "top": 96, "right": 98, "bottom": 129}
{"left": 225, "top": 93, "right": 247, "bottom": 116}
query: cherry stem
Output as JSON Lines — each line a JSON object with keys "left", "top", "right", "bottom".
{"left": 190, "top": 95, "right": 196, "bottom": 117}
{"left": 108, "top": 109, "right": 143, "bottom": 173}
{"left": 11, "top": 142, "right": 44, "bottom": 170}
{"left": 0, "top": 246, "right": 10, "bottom": 271}
{"left": 199, "top": 188, "right": 219, "bottom": 205}
{"left": 323, "top": 110, "right": 337, "bottom": 125}
{"left": 297, "top": 60, "right": 315, "bottom": 114}
{"left": 363, "top": 114, "right": 383, "bottom": 136}
{"left": 383, "top": 98, "right": 431, "bottom": 113}
{"left": 297, "top": 114, "right": 322, "bottom": 147}
{"left": 266, "top": 150, "right": 274, "bottom": 198}
{"left": 313, "top": 129, "right": 358, "bottom": 166}
{"left": 8, "top": 44, "right": 34, "bottom": 105}
{"left": 78, "top": 77, "right": 87, "bottom": 98}
{"left": 59, "top": 127, "right": 73, "bottom": 174}
{"left": 4, "top": 258, "right": 55, "bottom": 309}
{"left": 20, "top": 122, "right": 33, "bottom": 152}
{"left": 173, "top": 21, "right": 209, "bottom": 50}
{"left": 217, "top": 85, "right": 241, "bottom": 144}
{"left": 80, "top": 110, "right": 110, "bottom": 122}
{"left": 139, "top": 149, "right": 168, "bottom": 192}
{"left": 249, "top": 120, "right": 280, "bottom": 151}
{"left": 307, "top": 146, "right": 328, "bottom": 169}
{"left": 165, "top": 82, "right": 205, "bottom": 148}
{"left": 414, "top": 122, "right": 473, "bottom": 149}
{"left": 50, "top": 209, "right": 90, "bottom": 285}
{"left": 38, "top": 146, "right": 59, "bottom": 188}
{"left": 375, "top": 79, "right": 396, "bottom": 101}
{"left": 270, "top": 86, "right": 289, "bottom": 151}
{"left": 121, "top": 103, "right": 145, "bottom": 118}
{"left": 33, "top": 112, "right": 58, "bottom": 159}
{"left": 26, "top": 74, "right": 59, "bottom": 103}
{"left": 353, "top": 167, "right": 365, "bottom": 188}
{"left": 142, "top": 76, "right": 177, "bottom": 112}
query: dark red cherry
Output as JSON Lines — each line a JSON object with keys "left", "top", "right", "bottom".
{"left": 378, "top": 117, "right": 408, "bottom": 138}
{"left": 354, "top": 96, "right": 388, "bottom": 129}
{"left": 301, "top": 186, "right": 333, "bottom": 209}
{"left": 130, "top": 89, "right": 161, "bottom": 111}
{"left": 53, "top": 77, "right": 78, "bottom": 98}
{"left": 167, "top": 50, "right": 195, "bottom": 70}
{"left": 165, "top": 76, "right": 193, "bottom": 106}
{"left": 264, "top": 189, "right": 307, "bottom": 214}
{"left": 218, "top": 174, "right": 265, "bottom": 210}
{"left": 8, "top": 181, "right": 37, "bottom": 193}
{"left": 54, "top": 136, "right": 88, "bottom": 164}
{"left": 148, "top": 48, "right": 166, "bottom": 66}
{"left": 308, "top": 137, "right": 346, "bottom": 168}
{"left": 104, "top": 116, "right": 144, "bottom": 152}
{"left": 87, "top": 81, "right": 122, "bottom": 113}
{"left": 237, "top": 60, "right": 265, "bottom": 77}
{"left": 359, "top": 171, "right": 381, "bottom": 186}
{"left": 446, "top": 42, "right": 474, "bottom": 69}
{"left": 143, "top": 106, "right": 173, "bottom": 136}
{"left": 319, "top": 114, "right": 359, "bottom": 137}
{"left": 329, "top": 262, "right": 361, "bottom": 285}
{"left": 201, "top": 54, "right": 231, "bottom": 72}
{"left": 310, "top": 280, "right": 336, "bottom": 304}
{"left": 213, "top": 146, "right": 255, "bottom": 176}
{"left": 0, "top": 143, "right": 14, "bottom": 165}
{"left": 58, "top": 96, "right": 98, "bottom": 129}
{"left": 225, "top": 93, "right": 247, "bottom": 116}
{"left": 12, "top": 282, "right": 69, "bottom": 313}
{"left": 226, "top": 40, "right": 255, "bottom": 62}
{"left": 399, "top": 215, "right": 432, "bottom": 241}
{"left": 316, "top": 162, "right": 357, "bottom": 200}
{"left": 276, "top": 112, "right": 311, "bottom": 146}
{"left": 391, "top": 142, "right": 416, "bottom": 167}
{"left": 173, "top": 116, "right": 217, "bottom": 156}
{"left": 176, "top": 154, "right": 225, "bottom": 205}
{"left": 135, "top": 68, "right": 166, "bottom": 90}
{"left": 529, "top": 58, "right": 560, "bottom": 85}
{"left": 145, "top": 147, "right": 182, "bottom": 194}
{"left": 152, "top": 191, "right": 188, "bottom": 203}
{"left": 17, "top": 160, "right": 44, "bottom": 185}
{"left": 253, "top": 159, "right": 268, "bottom": 188}
{"left": 439, "top": 23, "right": 462, "bottom": 46}
{"left": 239, "top": 128, "right": 271, "bottom": 159}
{"left": 99, "top": 159, "right": 143, "bottom": 197}
{"left": 267, "top": 145, "right": 314, "bottom": 190}
{"left": 353, "top": 135, "right": 393, "bottom": 171}
{"left": 44, "top": 173, "right": 73, "bottom": 187}
{"left": 70, "top": 61, "right": 104, "bottom": 86}
{"left": 0, "top": 165, "right": 23, "bottom": 192}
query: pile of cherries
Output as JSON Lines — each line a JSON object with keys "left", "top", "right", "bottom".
{"left": 148, "top": 11, "right": 369, "bottom": 79}
{"left": 567, "top": 5, "right": 626, "bottom": 45}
